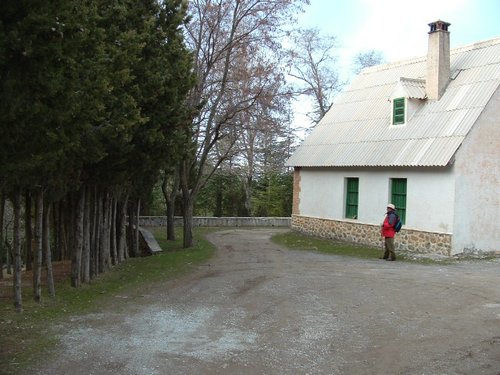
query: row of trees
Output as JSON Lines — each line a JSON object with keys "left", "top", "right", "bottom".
{"left": 1, "top": 0, "right": 384, "bottom": 311}
{"left": 0, "top": 0, "right": 194, "bottom": 311}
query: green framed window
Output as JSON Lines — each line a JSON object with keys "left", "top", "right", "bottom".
{"left": 345, "top": 178, "right": 359, "bottom": 219}
{"left": 392, "top": 97, "right": 405, "bottom": 125}
{"left": 391, "top": 178, "right": 407, "bottom": 223}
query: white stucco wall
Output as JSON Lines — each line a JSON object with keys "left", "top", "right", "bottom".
{"left": 299, "top": 167, "right": 455, "bottom": 234}
{"left": 452, "top": 86, "right": 500, "bottom": 254}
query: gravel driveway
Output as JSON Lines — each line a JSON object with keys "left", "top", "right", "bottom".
{"left": 34, "top": 228, "right": 500, "bottom": 375}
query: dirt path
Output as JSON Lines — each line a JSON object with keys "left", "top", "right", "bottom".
{"left": 33, "top": 228, "right": 500, "bottom": 375}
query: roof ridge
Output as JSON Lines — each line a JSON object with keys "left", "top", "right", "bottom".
{"left": 450, "top": 36, "right": 500, "bottom": 55}
{"left": 361, "top": 56, "right": 424, "bottom": 74}
{"left": 361, "top": 36, "right": 500, "bottom": 75}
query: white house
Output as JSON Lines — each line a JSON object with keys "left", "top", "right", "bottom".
{"left": 286, "top": 21, "right": 500, "bottom": 255}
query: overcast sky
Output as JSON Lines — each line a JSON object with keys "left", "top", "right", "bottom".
{"left": 291, "top": 0, "right": 500, "bottom": 134}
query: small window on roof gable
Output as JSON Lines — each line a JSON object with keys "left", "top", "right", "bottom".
{"left": 392, "top": 97, "right": 405, "bottom": 125}
{"left": 390, "top": 78, "right": 425, "bottom": 126}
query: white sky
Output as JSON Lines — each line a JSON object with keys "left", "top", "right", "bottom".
{"left": 291, "top": 0, "right": 500, "bottom": 135}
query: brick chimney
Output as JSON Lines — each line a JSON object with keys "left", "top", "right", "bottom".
{"left": 426, "top": 20, "right": 451, "bottom": 100}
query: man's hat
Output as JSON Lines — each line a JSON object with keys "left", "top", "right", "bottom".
{"left": 387, "top": 203, "right": 395, "bottom": 210}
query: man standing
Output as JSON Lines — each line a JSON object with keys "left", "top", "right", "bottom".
{"left": 381, "top": 203, "right": 398, "bottom": 261}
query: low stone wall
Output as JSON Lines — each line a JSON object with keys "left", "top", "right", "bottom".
{"left": 292, "top": 214, "right": 452, "bottom": 256}
{"left": 139, "top": 216, "right": 291, "bottom": 228}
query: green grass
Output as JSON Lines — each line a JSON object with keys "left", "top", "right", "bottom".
{"left": 0, "top": 227, "right": 216, "bottom": 375}
{"left": 272, "top": 231, "right": 384, "bottom": 259}
{"left": 271, "top": 231, "right": 462, "bottom": 264}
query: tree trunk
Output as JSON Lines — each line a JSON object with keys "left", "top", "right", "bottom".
{"left": 99, "top": 193, "right": 107, "bottom": 273}
{"left": 97, "top": 191, "right": 105, "bottom": 274}
{"left": 71, "top": 189, "right": 85, "bottom": 287}
{"left": 24, "top": 191, "right": 33, "bottom": 271}
{"left": 127, "top": 198, "right": 141, "bottom": 257}
{"left": 82, "top": 186, "right": 91, "bottom": 284}
{"left": 110, "top": 197, "right": 117, "bottom": 266}
{"left": 182, "top": 193, "right": 194, "bottom": 249}
{"left": 134, "top": 198, "right": 140, "bottom": 257}
{"left": 180, "top": 160, "right": 198, "bottom": 249}
{"left": 243, "top": 175, "right": 253, "bottom": 217}
{"left": 99, "top": 192, "right": 111, "bottom": 271}
{"left": 52, "top": 202, "right": 60, "bottom": 261}
{"left": 90, "top": 187, "right": 99, "bottom": 279}
{"left": 166, "top": 196, "right": 176, "bottom": 241}
{"left": 105, "top": 193, "right": 112, "bottom": 268}
{"left": 161, "top": 169, "right": 179, "bottom": 241}
{"left": 0, "top": 192, "right": 5, "bottom": 280}
{"left": 127, "top": 203, "right": 134, "bottom": 258}
{"left": 12, "top": 192, "right": 23, "bottom": 312}
{"left": 33, "top": 190, "right": 43, "bottom": 303}
{"left": 58, "top": 201, "right": 68, "bottom": 261}
{"left": 214, "top": 178, "right": 223, "bottom": 217}
{"left": 61, "top": 199, "right": 70, "bottom": 261}
{"left": 116, "top": 193, "right": 129, "bottom": 262}
{"left": 6, "top": 240, "right": 12, "bottom": 275}
{"left": 43, "top": 200, "right": 55, "bottom": 298}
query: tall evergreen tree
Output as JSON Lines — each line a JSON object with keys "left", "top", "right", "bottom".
{"left": 0, "top": 0, "right": 194, "bottom": 297}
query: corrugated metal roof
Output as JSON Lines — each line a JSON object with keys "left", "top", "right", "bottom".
{"left": 399, "top": 78, "right": 427, "bottom": 99}
{"left": 287, "top": 37, "right": 500, "bottom": 168}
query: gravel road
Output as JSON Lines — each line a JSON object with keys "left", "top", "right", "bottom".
{"left": 33, "top": 228, "right": 500, "bottom": 375}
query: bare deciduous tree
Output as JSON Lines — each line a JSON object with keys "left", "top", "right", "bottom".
{"left": 352, "top": 50, "right": 384, "bottom": 74}
{"left": 237, "top": 71, "right": 292, "bottom": 214}
{"left": 287, "top": 27, "right": 343, "bottom": 124}
{"left": 179, "top": 0, "right": 307, "bottom": 247}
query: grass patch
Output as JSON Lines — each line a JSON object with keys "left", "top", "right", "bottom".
{"left": 0, "top": 226, "right": 216, "bottom": 375}
{"left": 271, "top": 231, "right": 462, "bottom": 265}
{"left": 272, "top": 231, "right": 383, "bottom": 259}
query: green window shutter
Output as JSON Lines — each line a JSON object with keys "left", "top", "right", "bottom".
{"left": 391, "top": 178, "right": 407, "bottom": 223}
{"left": 393, "top": 98, "right": 405, "bottom": 125}
{"left": 345, "top": 178, "right": 359, "bottom": 219}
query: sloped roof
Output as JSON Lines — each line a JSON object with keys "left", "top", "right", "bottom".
{"left": 286, "top": 37, "right": 500, "bottom": 167}
{"left": 397, "top": 77, "right": 427, "bottom": 99}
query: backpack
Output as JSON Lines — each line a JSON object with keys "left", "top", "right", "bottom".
{"left": 394, "top": 215, "right": 403, "bottom": 232}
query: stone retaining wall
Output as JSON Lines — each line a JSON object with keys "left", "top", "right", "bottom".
{"left": 140, "top": 215, "right": 453, "bottom": 255}
{"left": 292, "top": 214, "right": 452, "bottom": 256}
{"left": 139, "top": 216, "right": 291, "bottom": 228}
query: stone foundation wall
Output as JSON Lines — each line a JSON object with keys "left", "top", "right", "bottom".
{"left": 292, "top": 215, "right": 452, "bottom": 256}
